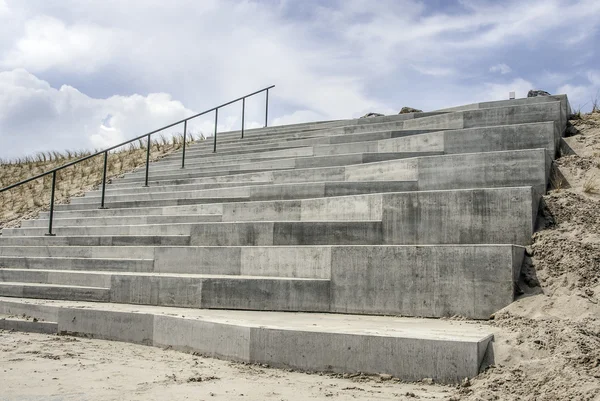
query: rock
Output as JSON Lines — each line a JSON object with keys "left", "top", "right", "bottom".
{"left": 565, "top": 124, "right": 580, "bottom": 137}
{"left": 360, "top": 112, "right": 384, "bottom": 118}
{"left": 399, "top": 107, "right": 423, "bottom": 114}
{"left": 421, "top": 377, "right": 434, "bottom": 385}
{"left": 527, "top": 90, "right": 551, "bottom": 98}
{"left": 379, "top": 374, "right": 393, "bottom": 381}
{"left": 461, "top": 377, "right": 472, "bottom": 387}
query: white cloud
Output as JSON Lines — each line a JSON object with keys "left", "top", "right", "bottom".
{"left": 411, "top": 65, "right": 456, "bottom": 77}
{"left": 2, "top": 16, "right": 122, "bottom": 73}
{"left": 481, "top": 78, "right": 535, "bottom": 101}
{"left": 0, "top": 0, "right": 9, "bottom": 18}
{"left": 588, "top": 70, "right": 600, "bottom": 86}
{"left": 272, "top": 110, "right": 327, "bottom": 127}
{"left": 0, "top": 1, "right": 600, "bottom": 157}
{"left": 489, "top": 63, "right": 512, "bottom": 75}
{"left": 0, "top": 69, "right": 215, "bottom": 157}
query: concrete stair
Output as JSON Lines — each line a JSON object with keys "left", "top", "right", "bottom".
{"left": 0, "top": 95, "right": 571, "bottom": 382}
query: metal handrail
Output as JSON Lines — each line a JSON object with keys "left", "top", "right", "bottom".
{"left": 0, "top": 85, "right": 275, "bottom": 235}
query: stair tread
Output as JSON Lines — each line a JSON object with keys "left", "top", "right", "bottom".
{"left": 0, "top": 268, "right": 329, "bottom": 281}
{"left": 0, "top": 282, "right": 109, "bottom": 290}
{"left": 0, "top": 296, "right": 492, "bottom": 341}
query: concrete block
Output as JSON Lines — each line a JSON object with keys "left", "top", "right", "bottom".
{"left": 272, "top": 221, "right": 383, "bottom": 245}
{"left": 241, "top": 246, "right": 331, "bottom": 278}
{"left": 155, "top": 246, "right": 241, "bottom": 274}
{"left": 153, "top": 315, "right": 251, "bottom": 361}
{"left": 381, "top": 187, "right": 534, "bottom": 245}
{"left": 0, "top": 317, "right": 58, "bottom": 334}
{"left": 191, "top": 222, "right": 275, "bottom": 246}
{"left": 329, "top": 245, "right": 521, "bottom": 318}
{"left": 200, "top": 277, "right": 330, "bottom": 311}
{"left": 110, "top": 275, "right": 203, "bottom": 307}
{"left": 57, "top": 308, "right": 154, "bottom": 345}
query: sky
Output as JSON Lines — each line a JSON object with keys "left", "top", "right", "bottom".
{"left": 0, "top": 0, "right": 599, "bottom": 159}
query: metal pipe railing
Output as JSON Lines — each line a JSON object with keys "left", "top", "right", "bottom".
{"left": 99, "top": 151, "right": 109, "bottom": 209}
{"left": 0, "top": 85, "right": 275, "bottom": 236}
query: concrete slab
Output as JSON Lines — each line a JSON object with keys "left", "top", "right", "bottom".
{"left": 0, "top": 297, "right": 494, "bottom": 383}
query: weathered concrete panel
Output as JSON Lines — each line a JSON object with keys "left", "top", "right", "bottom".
{"left": 381, "top": 187, "right": 534, "bottom": 245}
{"left": 329, "top": 245, "right": 519, "bottom": 318}
{"left": 241, "top": 246, "right": 332, "bottom": 278}
{"left": 58, "top": 308, "right": 154, "bottom": 345}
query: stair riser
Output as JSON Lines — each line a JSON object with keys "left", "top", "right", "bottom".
{"left": 0, "top": 247, "right": 155, "bottom": 259}
{"left": 40, "top": 205, "right": 224, "bottom": 219}
{"left": 0, "top": 269, "right": 112, "bottom": 287}
{"left": 0, "top": 236, "right": 191, "bottom": 247}
{"left": 22, "top": 214, "right": 223, "bottom": 228}
{"left": 0, "top": 279, "right": 328, "bottom": 312}
{"left": 88, "top": 181, "right": 274, "bottom": 197}
{"left": 0, "top": 258, "right": 154, "bottom": 272}
{"left": 0, "top": 285, "right": 109, "bottom": 302}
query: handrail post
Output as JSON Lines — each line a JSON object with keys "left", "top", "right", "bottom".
{"left": 99, "top": 151, "right": 108, "bottom": 209}
{"left": 45, "top": 171, "right": 57, "bottom": 236}
{"left": 241, "top": 97, "right": 245, "bottom": 139}
{"left": 213, "top": 108, "right": 218, "bottom": 153}
{"left": 265, "top": 88, "right": 269, "bottom": 127}
{"left": 144, "top": 134, "right": 151, "bottom": 187}
{"left": 181, "top": 120, "right": 187, "bottom": 169}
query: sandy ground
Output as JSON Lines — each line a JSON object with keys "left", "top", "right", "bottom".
{"left": 455, "top": 111, "right": 600, "bottom": 401}
{"left": 0, "top": 330, "right": 452, "bottom": 401}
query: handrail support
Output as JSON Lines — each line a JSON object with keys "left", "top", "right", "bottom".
{"left": 45, "top": 171, "right": 57, "bottom": 236}
{"left": 144, "top": 134, "right": 151, "bottom": 187}
{"left": 99, "top": 151, "right": 109, "bottom": 209}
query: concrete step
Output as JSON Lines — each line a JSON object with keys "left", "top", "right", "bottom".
{"left": 0, "top": 256, "right": 154, "bottom": 272}
{"left": 121, "top": 120, "right": 556, "bottom": 184}
{"left": 0, "top": 235, "right": 191, "bottom": 246}
{"left": 21, "top": 214, "right": 222, "bottom": 228}
{"left": 145, "top": 100, "right": 559, "bottom": 172}
{"left": 90, "top": 181, "right": 276, "bottom": 198}
{"left": 29, "top": 186, "right": 536, "bottom": 240}
{"left": 71, "top": 180, "right": 418, "bottom": 206}
{"left": 113, "top": 152, "right": 436, "bottom": 183}
{"left": 12, "top": 186, "right": 537, "bottom": 244}
{"left": 0, "top": 246, "right": 156, "bottom": 260}
{"left": 0, "top": 282, "right": 110, "bottom": 302}
{"left": 125, "top": 151, "right": 435, "bottom": 180}
{"left": 0, "top": 315, "right": 58, "bottom": 334}
{"left": 0, "top": 243, "right": 523, "bottom": 318}
{"left": 0, "top": 272, "right": 330, "bottom": 312}
{"left": 160, "top": 129, "right": 436, "bottom": 166}
{"left": 41, "top": 204, "right": 225, "bottom": 220}
{"left": 0, "top": 297, "right": 493, "bottom": 383}
{"left": 87, "top": 148, "right": 549, "bottom": 195}
{"left": 87, "top": 118, "right": 553, "bottom": 199}
{"left": 160, "top": 128, "right": 439, "bottom": 162}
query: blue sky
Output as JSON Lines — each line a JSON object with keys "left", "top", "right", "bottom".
{"left": 0, "top": 0, "right": 599, "bottom": 158}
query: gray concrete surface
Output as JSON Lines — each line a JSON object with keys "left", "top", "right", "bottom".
{"left": 0, "top": 95, "right": 572, "bottom": 380}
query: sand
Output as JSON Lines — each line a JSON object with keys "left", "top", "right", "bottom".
{"left": 454, "top": 111, "right": 600, "bottom": 401}
{"left": 0, "top": 330, "right": 452, "bottom": 401}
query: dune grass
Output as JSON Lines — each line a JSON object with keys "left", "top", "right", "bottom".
{"left": 0, "top": 133, "right": 202, "bottom": 230}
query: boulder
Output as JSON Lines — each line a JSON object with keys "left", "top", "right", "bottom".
{"left": 399, "top": 107, "right": 423, "bottom": 114}
{"left": 527, "top": 90, "right": 551, "bottom": 98}
{"left": 360, "top": 112, "right": 384, "bottom": 118}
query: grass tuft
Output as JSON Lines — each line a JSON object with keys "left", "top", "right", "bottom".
{"left": 0, "top": 132, "right": 204, "bottom": 229}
